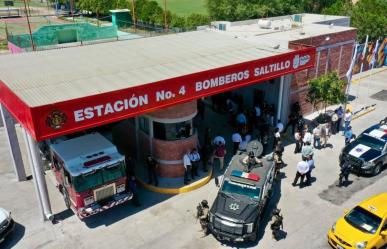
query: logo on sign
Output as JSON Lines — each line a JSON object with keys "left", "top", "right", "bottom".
{"left": 293, "top": 54, "right": 311, "bottom": 69}
{"left": 46, "top": 110, "right": 67, "bottom": 130}
{"left": 293, "top": 55, "right": 300, "bottom": 69}
{"left": 355, "top": 148, "right": 363, "bottom": 153}
{"left": 229, "top": 203, "right": 240, "bottom": 211}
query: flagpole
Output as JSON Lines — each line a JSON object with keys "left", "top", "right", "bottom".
{"left": 343, "top": 43, "right": 358, "bottom": 119}
{"left": 360, "top": 35, "right": 368, "bottom": 73}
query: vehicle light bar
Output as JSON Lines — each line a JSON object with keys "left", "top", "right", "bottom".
{"left": 84, "top": 156, "right": 111, "bottom": 167}
{"left": 231, "top": 170, "right": 260, "bottom": 181}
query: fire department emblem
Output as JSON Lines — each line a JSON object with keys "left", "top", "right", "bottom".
{"left": 229, "top": 203, "right": 240, "bottom": 211}
{"left": 46, "top": 110, "right": 67, "bottom": 129}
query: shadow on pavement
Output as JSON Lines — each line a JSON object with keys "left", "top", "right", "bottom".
{"left": 319, "top": 168, "right": 387, "bottom": 206}
{"left": 1, "top": 222, "right": 25, "bottom": 249}
{"left": 82, "top": 187, "right": 172, "bottom": 228}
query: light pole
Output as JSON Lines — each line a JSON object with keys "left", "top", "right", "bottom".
{"left": 23, "top": 0, "right": 35, "bottom": 51}
{"left": 131, "top": 0, "right": 136, "bottom": 32}
{"left": 164, "top": 0, "right": 168, "bottom": 31}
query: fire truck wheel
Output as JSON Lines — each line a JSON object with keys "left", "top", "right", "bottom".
{"left": 63, "top": 189, "right": 71, "bottom": 209}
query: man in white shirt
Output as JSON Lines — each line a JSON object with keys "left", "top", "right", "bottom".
{"left": 292, "top": 159, "right": 310, "bottom": 188}
{"left": 276, "top": 120, "right": 284, "bottom": 133}
{"left": 231, "top": 132, "right": 242, "bottom": 154}
{"left": 343, "top": 109, "right": 352, "bottom": 134}
{"left": 183, "top": 151, "right": 191, "bottom": 185}
{"left": 189, "top": 148, "right": 200, "bottom": 179}
{"left": 303, "top": 129, "right": 313, "bottom": 145}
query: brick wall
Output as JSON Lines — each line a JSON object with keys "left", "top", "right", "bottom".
{"left": 148, "top": 100, "right": 197, "bottom": 119}
{"left": 153, "top": 134, "right": 198, "bottom": 178}
{"left": 288, "top": 29, "right": 357, "bottom": 115}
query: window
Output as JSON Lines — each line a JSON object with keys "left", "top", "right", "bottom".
{"left": 153, "top": 120, "right": 193, "bottom": 141}
{"left": 138, "top": 116, "right": 150, "bottom": 134}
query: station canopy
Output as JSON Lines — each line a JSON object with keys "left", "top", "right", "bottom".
{"left": 0, "top": 30, "right": 315, "bottom": 141}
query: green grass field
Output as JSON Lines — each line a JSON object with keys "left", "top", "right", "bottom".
{"left": 0, "top": 0, "right": 48, "bottom": 8}
{"left": 154, "top": 0, "right": 208, "bottom": 16}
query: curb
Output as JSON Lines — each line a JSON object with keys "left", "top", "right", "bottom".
{"left": 137, "top": 168, "right": 213, "bottom": 195}
{"left": 352, "top": 67, "right": 387, "bottom": 85}
{"left": 352, "top": 107, "right": 376, "bottom": 121}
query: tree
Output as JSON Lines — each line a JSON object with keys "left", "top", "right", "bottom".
{"left": 307, "top": 71, "right": 347, "bottom": 114}
{"left": 323, "top": 0, "right": 387, "bottom": 41}
{"left": 185, "top": 14, "right": 210, "bottom": 30}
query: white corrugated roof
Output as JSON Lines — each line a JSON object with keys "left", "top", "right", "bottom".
{"left": 0, "top": 30, "right": 289, "bottom": 107}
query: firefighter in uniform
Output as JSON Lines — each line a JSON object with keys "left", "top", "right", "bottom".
{"left": 270, "top": 208, "right": 283, "bottom": 240}
{"left": 197, "top": 200, "right": 210, "bottom": 236}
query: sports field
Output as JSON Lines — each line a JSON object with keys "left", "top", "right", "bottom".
{"left": 154, "top": 0, "right": 208, "bottom": 16}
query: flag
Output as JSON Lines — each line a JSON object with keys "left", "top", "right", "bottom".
{"left": 370, "top": 40, "right": 379, "bottom": 68}
{"left": 361, "top": 35, "right": 369, "bottom": 60}
{"left": 346, "top": 44, "right": 358, "bottom": 81}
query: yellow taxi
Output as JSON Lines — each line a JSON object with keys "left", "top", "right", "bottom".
{"left": 328, "top": 193, "right": 387, "bottom": 249}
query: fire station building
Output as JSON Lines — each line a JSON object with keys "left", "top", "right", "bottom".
{"left": 0, "top": 14, "right": 356, "bottom": 220}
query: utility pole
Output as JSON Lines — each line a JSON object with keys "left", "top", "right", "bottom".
{"left": 23, "top": 0, "right": 35, "bottom": 51}
{"left": 131, "top": 0, "right": 136, "bottom": 32}
{"left": 163, "top": 0, "right": 168, "bottom": 31}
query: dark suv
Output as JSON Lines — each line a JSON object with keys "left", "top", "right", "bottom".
{"left": 208, "top": 141, "right": 275, "bottom": 242}
{"left": 340, "top": 123, "right": 387, "bottom": 175}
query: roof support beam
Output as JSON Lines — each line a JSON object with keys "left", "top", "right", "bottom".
{"left": 25, "top": 131, "right": 54, "bottom": 221}
{"left": 0, "top": 103, "right": 26, "bottom": 181}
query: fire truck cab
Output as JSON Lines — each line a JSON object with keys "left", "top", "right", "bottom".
{"left": 50, "top": 132, "right": 132, "bottom": 219}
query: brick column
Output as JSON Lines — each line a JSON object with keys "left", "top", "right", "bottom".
{"left": 147, "top": 101, "right": 197, "bottom": 178}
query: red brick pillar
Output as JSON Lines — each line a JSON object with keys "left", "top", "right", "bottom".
{"left": 148, "top": 101, "right": 197, "bottom": 178}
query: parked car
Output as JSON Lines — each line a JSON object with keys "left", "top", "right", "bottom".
{"left": 328, "top": 192, "right": 387, "bottom": 249}
{"left": 0, "top": 207, "right": 14, "bottom": 244}
{"left": 339, "top": 123, "right": 387, "bottom": 176}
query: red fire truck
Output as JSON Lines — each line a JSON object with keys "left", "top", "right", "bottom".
{"left": 50, "top": 133, "right": 132, "bottom": 219}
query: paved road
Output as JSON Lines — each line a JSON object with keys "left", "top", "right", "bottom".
{"left": 0, "top": 69, "right": 386, "bottom": 249}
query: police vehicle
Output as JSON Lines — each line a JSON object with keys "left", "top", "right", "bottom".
{"left": 340, "top": 122, "right": 387, "bottom": 176}
{"left": 208, "top": 140, "right": 275, "bottom": 242}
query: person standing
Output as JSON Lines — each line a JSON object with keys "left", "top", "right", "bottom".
{"left": 254, "top": 104, "right": 261, "bottom": 123}
{"left": 211, "top": 141, "right": 227, "bottom": 172}
{"left": 344, "top": 126, "right": 353, "bottom": 145}
{"left": 337, "top": 106, "right": 344, "bottom": 133}
{"left": 197, "top": 98, "right": 205, "bottom": 121}
{"left": 273, "top": 128, "right": 281, "bottom": 149}
{"left": 312, "top": 125, "right": 321, "bottom": 149}
{"left": 343, "top": 109, "right": 352, "bottom": 134}
{"left": 213, "top": 133, "right": 226, "bottom": 147}
{"left": 303, "top": 128, "right": 313, "bottom": 145}
{"left": 292, "top": 158, "right": 310, "bottom": 188}
{"left": 331, "top": 110, "right": 339, "bottom": 135}
{"left": 128, "top": 175, "right": 141, "bottom": 206}
{"left": 261, "top": 132, "right": 269, "bottom": 156}
{"left": 231, "top": 131, "right": 242, "bottom": 155}
{"left": 146, "top": 155, "right": 158, "bottom": 186}
{"left": 276, "top": 120, "right": 284, "bottom": 133}
{"left": 321, "top": 123, "right": 331, "bottom": 148}
{"left": 306, "top": 158, "right": 314, "bottom": 186}
{"left": 294, "top": 129, "right": 303, "bottom": 154}
{"left": 301, "top": 141, "right": 314, "bottom": 161}
{"left": 273, "top": 150, "right": 283, "bottom": 181}
{"left": 183, "top": 151, "right": 192, "bottom": 185}
{"left": 189, "top": 148, "right": 200, "bottom": 179}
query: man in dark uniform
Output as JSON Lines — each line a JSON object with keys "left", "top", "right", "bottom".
{"left": 339, "top": 162, "right": 352, "bottom": 187}
{"left": 197, "top": 200, "right": 210, "bottom": 236}
{"left": 146, "top": 155, "right": 158, "bottom": 186}
{"left": 270, "top": 208, "right": 283, "bottom": 240}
